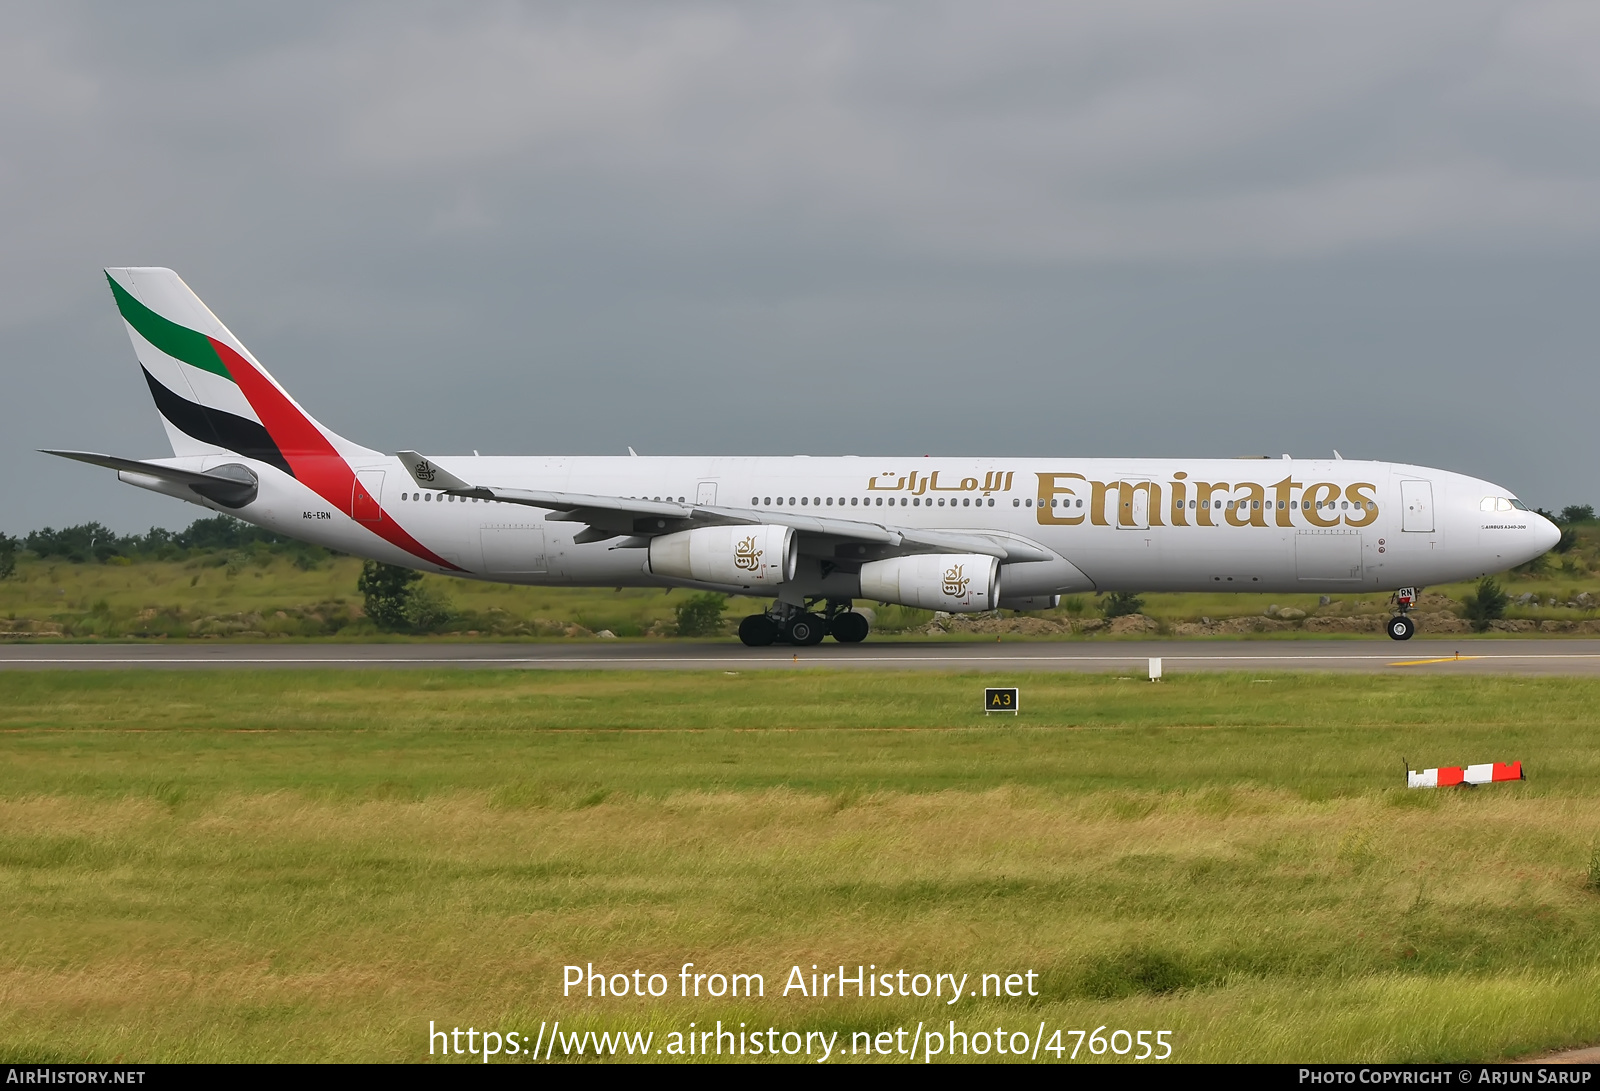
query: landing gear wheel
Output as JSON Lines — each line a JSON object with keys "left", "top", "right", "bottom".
{"left": 1387, "top": 615, "right": 1415, "bottom": 641}
{"left": 738, "top": 614, "right": 779, "bottom": 647}
{"left": 786, "top": 613, "right": 827, "bottom": 646}
{"left": 829, "top": 612, "right": 870, "bottom": 643}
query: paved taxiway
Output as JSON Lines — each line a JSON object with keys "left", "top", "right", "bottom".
{"left": 6, "top": 639, "right": 1600, "bottom": 674}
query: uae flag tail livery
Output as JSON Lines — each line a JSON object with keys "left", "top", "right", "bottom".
{"left": 44, "top": 267, "right": 1562, "bottom": 647}
{"left": 74, "top": 268, "right": 454, "bottom": 570}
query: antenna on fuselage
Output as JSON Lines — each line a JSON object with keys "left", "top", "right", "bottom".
{"left": 628, "top": 447, "right": 639, "bottom": 457}
{"left": 1333, "top": 450, "right": 1344, "bottom": 460}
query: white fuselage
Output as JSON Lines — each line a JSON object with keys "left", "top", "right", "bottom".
{"left": 134, "top": 453, "right": 1559, "bottom": 603}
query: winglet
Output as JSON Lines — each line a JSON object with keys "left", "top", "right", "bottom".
{"left": 396, "top": 451, "right": 474, "bottom": 491}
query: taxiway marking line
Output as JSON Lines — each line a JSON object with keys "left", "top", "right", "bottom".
{"left": 3, "top": 652, "right": 1600, "bottom": 666}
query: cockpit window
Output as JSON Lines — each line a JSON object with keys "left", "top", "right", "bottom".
{"left": 1510, "top": 499, "right": 1528, "bottom": 511}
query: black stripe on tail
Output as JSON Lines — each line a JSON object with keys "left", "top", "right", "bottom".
{"left": 141, "top": 367, "right": 294, "bottom": 478}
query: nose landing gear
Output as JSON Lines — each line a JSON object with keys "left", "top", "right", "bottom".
{"left": 1386, "top": 587, "right": 1418, "bottom": 641}
{"left": 737, "top": 599, "right": 870, "bottom": 646}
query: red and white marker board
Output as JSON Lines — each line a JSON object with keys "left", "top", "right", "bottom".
{"left": 1407, "top": 762, "right": 1523, "bottom": 788}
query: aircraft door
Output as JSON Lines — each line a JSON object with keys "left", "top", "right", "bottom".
{"left": 1115, "top": 479, "right": 1151, "bottom": 529}
{"left": 696, "top": 481, "right": 717, "bottom": 506}
{"left": 353, "top": 470, "right": 384, "bottom": 523}
{"left": 1401, "top": 480, "right": 1434, "bottom": 533}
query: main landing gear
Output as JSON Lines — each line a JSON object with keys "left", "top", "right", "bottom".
{"left": 738, "top": 599, "right": 870, "bottom": 647}
{"left": 1386, "top": 587, "right": 1418, "bottom": 641}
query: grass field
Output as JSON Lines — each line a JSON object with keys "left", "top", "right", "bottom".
{"left": 2, "top": 669, "right": 1599, "bottom": 1063}
{"left": 9, "top": 552, "right": 1600, "bottom": 640}
{"left": 7, "top": 514, "right": 1600, "bottom": 640}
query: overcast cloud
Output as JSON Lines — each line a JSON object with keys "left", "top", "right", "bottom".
{"left": 5, "top": 1, "right": 1600, "bottom": 532}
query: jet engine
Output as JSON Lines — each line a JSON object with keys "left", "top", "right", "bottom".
{"left": 858, "top": 553, "right": 1000, "bottom": 612}
{"left": 648, "top": 525, "right": 797, "bottom": 586}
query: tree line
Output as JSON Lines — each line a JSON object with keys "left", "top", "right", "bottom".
{"left": 0, "top": 516, "right": 330, "bottom": 576}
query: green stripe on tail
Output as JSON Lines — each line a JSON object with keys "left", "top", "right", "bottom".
{"left": 106, "top": 274, "right": 232, "bottom": 382}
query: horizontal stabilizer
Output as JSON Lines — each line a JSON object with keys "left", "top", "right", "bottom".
{"left": 42, "top": 449, "right": 259, "bottom": 509}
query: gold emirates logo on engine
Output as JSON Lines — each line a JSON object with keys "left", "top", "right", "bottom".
{"left": 942, "top": 564, "right": 970, "bottom": 597}
{"left": 733, "top": 536, "right": 762, "bottom": 571}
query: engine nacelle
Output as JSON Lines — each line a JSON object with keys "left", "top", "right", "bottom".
{"left": 859, "top": 553, "right": 1000, "bottom": 612}
{"left": 648, "top": 525, "right": 797, "bottom": 586}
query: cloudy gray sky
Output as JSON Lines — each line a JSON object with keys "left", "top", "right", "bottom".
{"left": 5, "top": 0, "right": 1600, "bottom": 534}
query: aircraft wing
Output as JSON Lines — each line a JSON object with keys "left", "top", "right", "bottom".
{"left": 396, "top": 451, "right": 1049, "bottom": 561}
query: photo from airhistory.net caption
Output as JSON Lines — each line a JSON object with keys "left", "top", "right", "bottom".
{"left": 427, "top": 960, "right": 1175, "bottom": 1062}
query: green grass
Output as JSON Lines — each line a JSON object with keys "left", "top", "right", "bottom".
{"left": 2, "top": 670, "right": 1599, "bottom": 1062}
{"left": 11, "top": 552, "right": 1600, "bottom": 640}
{"left": 0, "top": 555, "right": 748, "bottom": 639}
{"left": 8, "top": 519, "right": 1600, "bottom": 640}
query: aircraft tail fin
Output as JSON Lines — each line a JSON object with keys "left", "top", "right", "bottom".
{"left": 104, "top": 267, "right": 375, "bottom": 472}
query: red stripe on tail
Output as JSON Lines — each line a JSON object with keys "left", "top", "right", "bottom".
{"left": 210, "top": 338, "right": 460, "bottom": 571}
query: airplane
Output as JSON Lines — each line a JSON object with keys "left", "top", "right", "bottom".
{"left": 47, "top": 267, "right": 1561, "bottom": 645}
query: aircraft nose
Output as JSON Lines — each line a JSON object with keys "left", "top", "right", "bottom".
{"left": 1532, "top": 511, "right": 1562, "bottom": 554}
